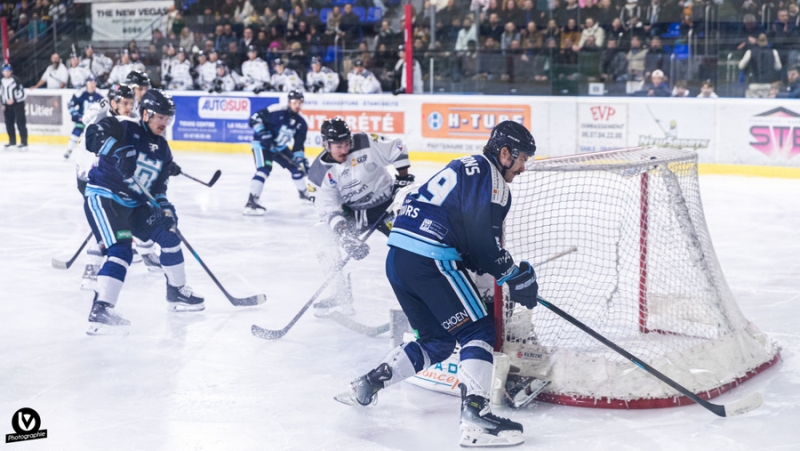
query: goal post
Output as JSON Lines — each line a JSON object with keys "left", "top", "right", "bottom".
{"left": 495, "top": 146, "right": 780, "bottom": 409}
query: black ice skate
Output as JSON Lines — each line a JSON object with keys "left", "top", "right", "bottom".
{"left": 243, "top": 194, "right": 267, "bottom": 216}
{"left": 166, "top": 283, "right": 205, "bottom": 312}
{"left": 298, "top": 189, "right": 315, "bottom": 203}
{"left": 141, "top": 252, "right": 163, "bottom": 272}
{"left": 86, "top": 297, "right": 131, "bottom": 336}
{"left": 459, "top": 383, "right": 524, "bottom": 448}
{"left": 334, "top": 363, "right": 392, "bottom": 407}
{"left": 313, "top": 275, "right": 354, "bottom": 317}
{"left": 80, "top": 264, "right": 99, "bottom": 291}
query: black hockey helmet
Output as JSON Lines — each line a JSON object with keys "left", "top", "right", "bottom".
{"left": 108, "top": 83, "right": 134, "bottom": 102}
{"left": 125, "top": 70, "right": 151, "bottom": 88}
{"left": 139, "top": 89, "right": 176, "bottom": 119}
{"left": 320, "top": 117, "right": 352, "bottom": 149}
{"left": 288, "top": 89, "right": 304, "bottom": 102}
{"left": 485, "top": 120, "right": 536, "bottom": 160}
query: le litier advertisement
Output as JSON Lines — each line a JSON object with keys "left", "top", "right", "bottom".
{"left": 171, "top": 95, "right": 279, "bottom": 143}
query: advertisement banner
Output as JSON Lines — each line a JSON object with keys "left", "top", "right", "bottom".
{"left": 627, "top": 101, "right": 714, "bottom": 162}
{"left": 718, "top": 102, "right": 800, "bottom": 166}
{"left": 25, "top": 95, "right": 63, "bottom": 127}
{"left": 421, "top": 103, "right": 530, "bottom": 140}
{"left": 171, "top": 94, "right": 279, "bottom": 143}
{"left": 91, "top": 1, "right": 172, "bottom": 41}
{"left": 577, "top": 103, "right": 627, "bottom": 153}
{"left": 299, "top": 96, "right": 405, "bottom": 149}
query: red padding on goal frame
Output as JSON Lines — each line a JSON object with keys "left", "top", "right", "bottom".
{"left": 534, "top": 353, "right": 781, "bottom": 409}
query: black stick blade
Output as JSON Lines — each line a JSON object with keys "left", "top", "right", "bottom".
{"left": 207, "top": 170, "right": 222, "bottom": 187}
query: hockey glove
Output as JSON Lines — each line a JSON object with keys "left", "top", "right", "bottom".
{"left": 334, "top": 221, "right": 369, "bottom": 261}
{"left": 393, "top": 173, "right": 416, "bottom": 194}
{"left": 163, "top": 74, "right": 173, "bottom": 83}
{"left": 506, "top": 261, "right": 538, "bottom": 309}
{"left": 114, "top": 146, "right": 138, "bottom": 180}
{"left": 313, "top": 81, "right": 324, "bottom": 92}
{"left": 293, "top": 150, "right": 309, "bottom": 174}
{"left": 157, "top": 199, "right": 177, "bottom": 229}
{"left": 168, "top": 161, "right": 182, "bottom": 177}
{"left": 253, "top": 86, "right": 263, "bottom": 95}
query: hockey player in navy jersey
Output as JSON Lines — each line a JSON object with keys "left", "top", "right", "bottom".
{"left": 335, "top": 121, "right": 539, "bottom": 448}
{"left": 83, "top": 89, "right": 203, "bottom": 335}
{"left": 244, "top": 89, "right": 312, "bottom": 215}
{"left": 64, "top": 75, "right": 104, "bottom": 159}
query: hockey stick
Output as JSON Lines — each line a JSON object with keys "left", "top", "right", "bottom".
{"left": 251, "top": 209, "right": 391, "bottom": 340}
{"left": 536, "top": 296, "right": 763, "bottom": 417}
{"left": 181, "top": 170, "right": 221, "bottom": 187}
{"left": 533, "top": 246, "right": 577, "bottom": 268}
{"left": 328, "top": 311, "right": 391, "bottom": 337}
{"left": 131, "top": 178, "right": 267, "bottom": 307}
{"left": 51, "top": 231, "right": 93, "bottom": 269}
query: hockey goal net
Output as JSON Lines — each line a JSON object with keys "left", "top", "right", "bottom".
{"left": 495, "top": 147, "right": 780, "bottom": 408}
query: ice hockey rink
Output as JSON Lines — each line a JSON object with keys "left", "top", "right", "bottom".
{"left": 1, "top": 145, "right": 799, "bottom": 450}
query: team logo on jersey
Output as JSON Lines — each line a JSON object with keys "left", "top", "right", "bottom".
{"left": 326, "top": 173, "right": 336, "bottom": 186}
{"left": 441, "top": 310, "right": 469, "bottom": 331}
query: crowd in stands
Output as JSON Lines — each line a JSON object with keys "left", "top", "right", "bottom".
{"left": 1, "top": 0, "right": 68, "bottom": 43}
{"left": 23, "top": 0, "right": 800, "bottom": 97}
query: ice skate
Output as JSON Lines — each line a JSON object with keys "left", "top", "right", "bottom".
{"left": 141, "top": 252, "right": 163, "bottom": 272}
{"left": 504, "top": 375, "right": 550, "bottom": 409}
{"left": 3, "top": 143, "right": 14, "bottom": 150}
{"left": 314, "top": 275, "right": 354, "bottom": 317}
{"left": 166, "top": 283, "right": 205, "bottom": 312}
{"left": 334, "top": 363, "right": 392, "bottom": 407}
{"left": 80, "top": 264, "right": 99, "bottom": 291}
{"left": 17, "top": 143, "right": 28, "bottom": 151}
{"left": 298, "top": 189, "right": 315, "bottom": 203}
{"left": 459, "top": 384, "right": 523, "bottom": 448}
{"left": 86, "top": 297, "right": 130, "bottom": 336}
{"left": 243, "top": 194, "right": 266, "bottom": 216}
{"left": 131, "top": 248, "right": 142, "bottom": 264}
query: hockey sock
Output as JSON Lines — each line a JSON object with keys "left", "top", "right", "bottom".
{"left": 379, "top": 341, "right": 431, "bottom": 388}
{"left": 87, "top": 241, "right": 104, "bottom": 266}
{"left": 96, "top": 244, "right": 132, "bottom": 306}
{"left": 250, "top": 177, "right": 265, "bottom": 197}
{"left": 458, "top": 340, "right": 495, "bottom": 399}
{"left": 66, "top": 134, "right": 80, "bottom": 152}
{"left": 293, "top": 177, "right": 308, "bottom": 192}
{"left": 153, "top": 229, "right": 185, "bottom": 287}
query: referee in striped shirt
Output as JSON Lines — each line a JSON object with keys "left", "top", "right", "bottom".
{"left": 1, "top": 64, "right": 28, "bottom": 150}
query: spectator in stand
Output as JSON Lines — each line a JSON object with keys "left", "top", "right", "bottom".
{"left": 608, "top": 17, "right": 626, "bottom": 49}
{"left": 520, "top": 0, "right": 542, "bottom": 28}
{"left": 645, "top": 35, "right": 669, "bottom": 78}
{"left": 770, "top": 9, "right": 795, "bottom": 55}
{"left": 262, "top": 7, "right": 278, "bottom": 29}
{"left": 347, "top": 59, "right": 382, "bottom": 93}
{"left": 543, "top": 19, "right": 560, "bottom": 43}
{"left": 268, "top": 25, "right": 285, "bottom": 51}
{"left": 151, "top": 29, "right": 168, "bottom": 51}
{"left": 213, "top": 24, "right": 225, "bottom": 50}
{"left": 376, "top": 20, "right": 400, "bottom": 49}
{"left": 643, "top": 0, "right": 662, "bottom": 37}
{"left": 67, "top": 52, "right": 89, "bottom": 89}
{"left": 459, "top": 39, "right": 479, "bottom": 79}
{"left": 456, "top": 17, "right": 478, "bottom": 52}
{"left": 255, "top": 29, "right": 270, "bottom": 53}
{"left": 738, "top": 34, "right": 782, "bottom": 85}
{"left": 731, "top": 14, "right": 760, "bottom": 51}
{"left": 236, "top": 0, "right": 255, "bottom": 23}
{"left": 325, "top": 6, "right": 341, "bottom": 37}
{"left": 601, "top": 38, "right": 628, "bottom": 82}
{"left": 501, "top": 22, "right": 520, "bottom": 54}
{"left": 582, "top": 0, "right": 597, "bottom": 22}
{"left": 697, "top": 79, "right": 718, "bottom": 98}
{"left": 561, "top": 18, "right": 581, "bottom": 50}
{"left": 559, "top": 0, "right": 580, "bottom": 27}
{"left": 287, "top": 21, "right": 311, "bottom": 48}
{"left": 502, "top": 0, "right": 525, "bottom": 29}
{"left": 482, "top": 13, "right": 504, "bottom": 42}
{"left": 179, "top": 27, "right": 193, "bottom": 51}
{"left": 30, "top": 52, "right": 68, "bottom": 89}
{"left": 678, "top": 14, "right": 693, "bottom": 41}
{"left": 789, "top": 3, "right": 800, "bottom": 28}
{"left": 225, "top": 41, "right": 244, "bottom": 73}
{"left": 626, "top": 35, "right": 648, "bottom": 81}
{"left": 626, "top": 16, "right": 647, "bottom": 45}
{"left": 620, "top": 0, "right": 642, "bottom": 28}
{"left": 143, "top": 44, "right": 161, "bottom": 68}
{"left": 671, "top": 79, "right": 689, "bottom": 96}
{"left": 49, "top": 0, "right": 65, "bottom": 22}
{"left": 355, "top": 41, "right": 374, "bottom": 69}
{"left": 778, "top": 67, "right": 800, "bottom": 98}
{"left": 595, "top": 0, "right": 616, "bottom": 30}
{"left": 578, "top": 17, "right": 605, "bottom": 49}
{"left": 220, "top": 0, "right": 238, "bottom": 21}
{"left": 108, "top": 49, "right": 134, "bottom": 86}
{"left": 240, "top": 27, "right": 255, "bottom": 53}
{"left": 522, "top": 21, "right": 543, "bottom": 53}
{"left": 483, "top": 0, "right": 502, "bottom": 22}
{"left": 219, "top": 24, "right": 238, "bottom": 51}
{"left": 635, "top": 69, "right": 670, "bottom": 96}
{"left": 768, "top": 80, "right": 783, "bottom": 98}
{"left": 339, "top": 3, "right": 361, "bottom": 43}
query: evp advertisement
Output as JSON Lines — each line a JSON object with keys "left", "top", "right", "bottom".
{"left": 170, "top": 94, "right": 279, "bottom": 143}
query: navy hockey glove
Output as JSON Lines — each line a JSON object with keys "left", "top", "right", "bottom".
{"left": 334, "top": 221, "right": 369, "bottom": 261}
{"left": 157, "top": 199, "right": 177, "bottom": 229}
{"left": 293, "top": 150, "right": 309, "bottom": 173}
{"left": 168, "top": 161, "right": 182, "bottom": 177}
{"left": 506, "top": 262, "right": 538, "bottom": 309}
{"left": 393, "top": 173, "right": 415, "bottom": 194}
{"left": 114, "top": 146, "right": 138, "bottom": 180}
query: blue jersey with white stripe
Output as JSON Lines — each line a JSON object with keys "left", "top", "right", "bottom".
{"left": 68, "top": 89, "right": 103, "bottom": 122}
{"left": 249, "top": 106, "right": 307, "bottom": 153}
{"left": 388, "top": 154, "right": 517, "bottom": 284}
{"left": 86, "top": 117, "right": 172, "bottom": 208}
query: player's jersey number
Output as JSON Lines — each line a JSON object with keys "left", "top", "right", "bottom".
{"left": 418, "top": 168, "right": 457, "bottom": 206}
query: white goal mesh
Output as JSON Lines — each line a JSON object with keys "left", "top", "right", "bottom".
{"left": 499, "top": 147, "right": 780, "bottom": 408}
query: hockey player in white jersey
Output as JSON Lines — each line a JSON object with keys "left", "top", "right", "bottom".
{"left": 208, "top": 62, "right": 238, "bottom": 93}
{"left": 241, "top": 45, "right": 271, "bottom": 93}
{"left": 68, "top": 53, "right": 90, "bottom": 89}
{"left": 305, "top": 56, "right": 340, "bottom": 93}
{"left": 193, "top": 51, "right": 216, "bottom": 91}
{"left": 125, "top": 70, "right": 151, "bottom": 119}
{"left": 107, "top": 49, "right": 133, "bottom": 86}
{"left": 128, "top": 49, "right": 146, "bottom": 74}
{"left": 347, "top": 60, "right": 382, "bottom": 94}
{"left": 166, "top": 48, "right": 194, "bottom": 91}
{"left": 80, "top": 45, "right": 112, "bottom": 83}
{"left": 306, "top": 117, "right": 414, "bottom": 316}
{"left": 269, "top": 58, "right": 304, "bottom": 92}
{"left": 160, "top": 44, "right": 177, "bottom": 87}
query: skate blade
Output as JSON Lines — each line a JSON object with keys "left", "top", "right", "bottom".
{"left": 145, "top": 266, "right": 165, "bottom": 273}
{"left": 242, "top": 208, "right": 266, "bottom": 216}
{"left": 333, "top": 391, "right": 358, "bottom": 406}
{"left": 459, "top": 429, "right": 524, "bottom": 448}
{"left": 166, "top": 302, "right": 206, "bottom": 312}
{"left": 508, "top": 380, "right": 551, "bottom": 409}
{"left": 86, "top": 322, "right": 130, "bottom": 336}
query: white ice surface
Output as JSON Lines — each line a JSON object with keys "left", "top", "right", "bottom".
{"left": 0, "top": 146, "right": 798, "bottom": 451}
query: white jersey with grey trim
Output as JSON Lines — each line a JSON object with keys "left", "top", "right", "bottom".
{"left": 306, "top": 66, "right": 340, "bottom": 93}
{"left": 347, "top": 69, "right": 381, "bottom": 94}
{"left": 212, "top": 73, "right": 238, "bottom": 92}
{"left": 196, "top": 61, "right": 216, "bottom": 90}
{"left": 308, "top": 132, "right": 410, "bottom": 230}
{"left": 168, "top": 60, "right": 194, "bottom": 90}
{"left": 68, "top": 66, "right": 90, "bottom": 89}
{"left": 107, "top": 62, "right": 133, "bottom": 85}
{"left": 74, "top": 101, "right": 122, "bottom": 182}
{"left": 270, "top": 68, "right": 305, "bottom": 92}
{"left": 80, "top": 55, "right": 111, "bottom": 77}
{"left": 241, "top": 58, "right": 271, "bottom": 91}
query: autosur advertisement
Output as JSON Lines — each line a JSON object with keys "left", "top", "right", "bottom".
{"left": 171, "top": 95, "right": 279, "bottom": 143}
